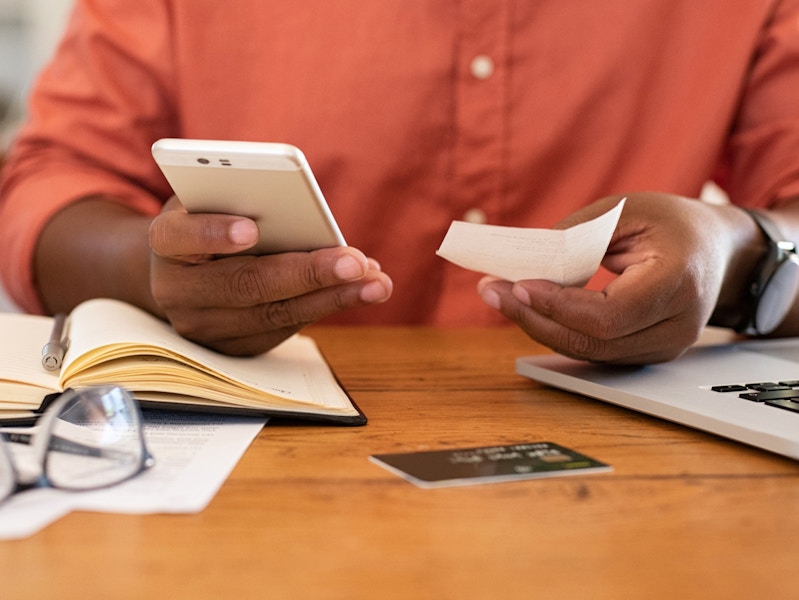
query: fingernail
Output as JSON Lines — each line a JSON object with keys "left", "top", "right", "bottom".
{"left": 360, "top": 280, "right": 391, "bottom": 303}
{"left": 334, "top": 254, "right": 366, "bottom": 280}
{"left": 512, "top": 284, "right": 531, "bottom": 306}
{"left": 229, "top": 219, "right": 258, "bottom": 245}
{"left": 480, "top": 287, "right": 501, "bottom": 310}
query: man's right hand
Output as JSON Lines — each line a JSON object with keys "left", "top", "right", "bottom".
{"left": 36, "top": 196, "right": 392, "bottom": 356}
{"left": 147, "top": 197, "right": 393, "bottom": 355}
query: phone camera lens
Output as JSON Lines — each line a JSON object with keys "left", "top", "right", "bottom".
{"left": 197, "top": 158, "right": 210, "bottom": 165}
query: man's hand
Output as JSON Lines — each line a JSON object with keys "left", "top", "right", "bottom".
{"left": 477, "top": 193, "right": 764, "bottom": 364}
{"left": 148, "top": 198, "right": 392, "bottom": 355}
{"left": 35, "top": 197, "right": 391, "bottom": 356}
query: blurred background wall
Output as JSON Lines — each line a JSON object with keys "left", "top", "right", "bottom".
{"left": 0, "top": 0, "right": 73, "bottom": 312}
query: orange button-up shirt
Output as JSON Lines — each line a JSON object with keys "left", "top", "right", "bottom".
{"left": 4, "top": 1, "right": 799, "bottom": 325}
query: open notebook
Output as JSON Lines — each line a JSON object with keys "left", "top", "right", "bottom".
{"left": 516, "top": 337, "right": 799, "bottom": 461}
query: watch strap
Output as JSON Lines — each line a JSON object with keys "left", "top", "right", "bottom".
{"left": 708, "top": 209, "right": 792, "bottom": 333}
{"left": 747, "top": 209, "right": 788, "bottom": 250}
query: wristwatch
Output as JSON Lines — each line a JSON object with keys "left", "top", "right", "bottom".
{"left": 736, "top": 209, "right": 799, "bottom": 335}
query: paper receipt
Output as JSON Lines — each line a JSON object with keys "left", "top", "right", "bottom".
{"left": 435, "top": 199, "right": 625, "bottom": 286}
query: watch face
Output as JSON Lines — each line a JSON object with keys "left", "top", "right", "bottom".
{"left": 755, "top": 255, "right": 799, "bottom": 334}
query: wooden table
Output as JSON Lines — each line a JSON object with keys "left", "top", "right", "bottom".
{"left": 2, "top": 326, "right": 798, "bottom": 599}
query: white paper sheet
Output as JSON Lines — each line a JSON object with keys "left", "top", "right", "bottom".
{"left": 436, "top": 199, "right": 625, "bottom": 285}
{"left": 0, "top": 411, "right": 266, "bottom": 539}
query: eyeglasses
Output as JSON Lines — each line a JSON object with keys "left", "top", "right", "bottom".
{"left": 0, "top": 385, "right": 155, "bottom": 503}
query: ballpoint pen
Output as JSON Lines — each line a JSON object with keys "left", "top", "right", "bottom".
{"left": 41, "top": 313, "right": 68, "bottom": 371}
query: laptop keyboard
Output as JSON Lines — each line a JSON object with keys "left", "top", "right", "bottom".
{"left": 711, "top": 380, "right": 799, "bottom": 414}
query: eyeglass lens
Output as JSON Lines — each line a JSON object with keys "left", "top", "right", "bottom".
{"left": 0, "top": 443, "right": 15, "bottom": 500}
{"left": 44, "top": 386, "right": 147, "bottom": 490}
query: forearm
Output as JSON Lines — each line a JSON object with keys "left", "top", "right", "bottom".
{"left": 34, "top": 197, "right": 159, "bottom": 316}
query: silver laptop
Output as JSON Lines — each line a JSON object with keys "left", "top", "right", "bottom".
{"left": 516, "top": 337, "right": 799, "bottom": 461}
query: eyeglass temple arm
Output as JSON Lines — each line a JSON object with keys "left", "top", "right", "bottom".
{"left": 1, "top": 431, "right": 150, "bottom": 463}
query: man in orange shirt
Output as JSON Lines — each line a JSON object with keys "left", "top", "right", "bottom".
{"left": 2, "top": 1, "right": 799, "bottom": 363}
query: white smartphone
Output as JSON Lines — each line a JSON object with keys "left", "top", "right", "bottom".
{"left": 151, "top": 138, "right": 346, "bottom": 255}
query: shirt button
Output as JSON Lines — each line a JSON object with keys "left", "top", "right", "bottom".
{"left": 469, "top": 55, "right": 495, "bottom": 80}
{"left": 463, "top": 208, "right": 488, "bottom": 224}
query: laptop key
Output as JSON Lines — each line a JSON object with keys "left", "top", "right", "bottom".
{"left": 745, "top": 382, "right": 792, "bottom": 392}
{"left": 711, "top": 384, "right": 748, "bottom": 393}
{"left": 766, "top": 399, "right": 799, "bottom": 414}
{"left": 740, "top": 389, "right": 799, "bottom": 402}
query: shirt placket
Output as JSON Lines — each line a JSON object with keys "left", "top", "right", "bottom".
{"left": 433, "top": 0, "right": 512, "bottom": 325}
{"left": 451, "top": 0, "right": 511, "bottom": 226}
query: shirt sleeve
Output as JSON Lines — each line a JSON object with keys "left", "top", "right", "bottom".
{"left": 720, "top": 0, "right": 799, "bottom": 208}
{"left": 0, "top": 0, "right": 177, "bottom": 313}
